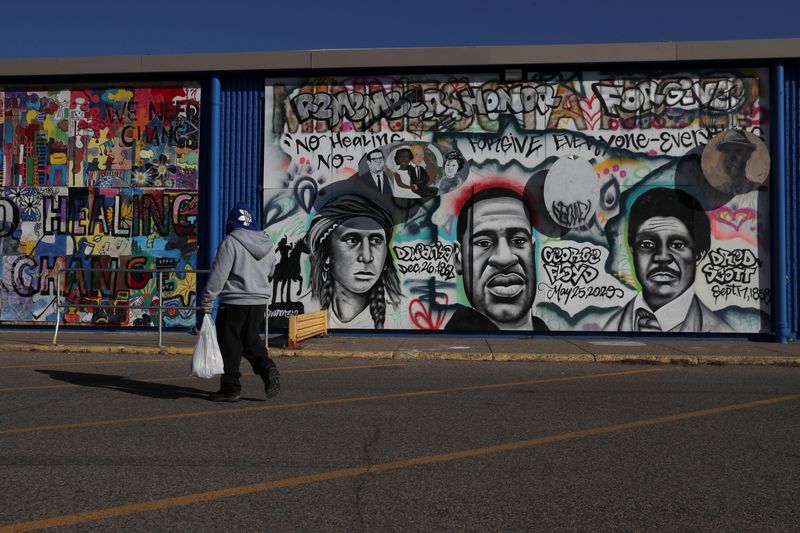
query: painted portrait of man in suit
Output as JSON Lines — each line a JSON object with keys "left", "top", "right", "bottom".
{"left": 357, "top": 148, "right": 394, "bottom": 195}
{"left": 605, "top": 187, "right": 732, "bottom": 332}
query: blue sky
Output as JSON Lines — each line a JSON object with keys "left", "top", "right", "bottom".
{"left": 1, "top": 0, "right": 798, "bottom": 58}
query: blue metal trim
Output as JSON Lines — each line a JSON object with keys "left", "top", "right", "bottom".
{"left": 772, "top": 63, "right": 790, "bottom": 342}
{"left": 788, "top": 64, "right": 800, "bottom": 339}
{"left": 209, "top": 75, "right": 223, "bottom": 253}
{"left": 783, "top": 61, "right": 800, "bottom": 339}
{"left": 218, "top": 75, "right": 265, "bottom": 228}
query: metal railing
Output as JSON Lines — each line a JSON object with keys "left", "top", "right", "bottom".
{"left": 53, "top": 267, "right": 207, "bottom": 347}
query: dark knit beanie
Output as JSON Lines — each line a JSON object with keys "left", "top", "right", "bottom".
{"left": 225, "top": 203, "right": 257, "bottom": 233}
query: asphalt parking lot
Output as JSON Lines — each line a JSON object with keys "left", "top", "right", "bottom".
{"left": 1, "top": 349, "right": 799, "bottom": 532}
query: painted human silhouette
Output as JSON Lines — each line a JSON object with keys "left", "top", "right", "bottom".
{"left": 272, "top": 236, "right": 291, "bottom": 301}
{"left": 282, "top": 237, "right": 310, "bottom": 302}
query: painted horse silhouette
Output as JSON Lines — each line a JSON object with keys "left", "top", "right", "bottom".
{"left": 272, "top": 236, "right": 309, "bottom": 303}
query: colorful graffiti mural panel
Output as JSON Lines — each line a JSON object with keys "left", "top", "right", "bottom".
{"left": 0, "top": 86, "right": 200, "bottom": 326}
{"left": 264, "top": 70, "right": 771, "bottom": 334}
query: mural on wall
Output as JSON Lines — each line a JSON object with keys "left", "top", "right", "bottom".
{"left": 0, "top": 87, "right": 200, "bottom": 326}
{"left": 263, "top": 70, "right": 771, "bottom": 333}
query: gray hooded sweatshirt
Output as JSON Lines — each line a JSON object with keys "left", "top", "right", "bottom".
{"left": 200, "top": 228, "right": 276, "bottom": 312}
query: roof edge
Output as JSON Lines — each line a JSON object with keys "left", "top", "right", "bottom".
{"left": 0, "top": 38, "right": 798, "bottom": 77}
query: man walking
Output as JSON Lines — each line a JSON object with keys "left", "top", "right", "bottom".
{"left": 200, "top": 203, "right": 280, "bottom": 402}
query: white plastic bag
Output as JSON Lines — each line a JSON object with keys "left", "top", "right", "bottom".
{"left": 191, "top": 314, "right": 224, "bottom": 378}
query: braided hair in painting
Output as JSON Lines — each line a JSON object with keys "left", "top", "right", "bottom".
{"left": 369, "top": 276, "right": 388, "bottom": 328}
{"left": 308, "top": 194, "right": 401, "bottom": 328}
{"left": 318, "top": 268, "right": 336, "bottom": 311}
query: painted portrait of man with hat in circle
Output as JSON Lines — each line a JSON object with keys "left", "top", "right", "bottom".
{"left": 701, "top": 129, "right": 770, "bottom": 196}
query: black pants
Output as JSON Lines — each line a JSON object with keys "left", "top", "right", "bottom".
{"left": 215, "top": 304, "right": 276, "bottom": 393}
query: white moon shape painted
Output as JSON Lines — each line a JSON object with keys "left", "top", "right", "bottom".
{"left": 544, "top": 155, "right": 599, "bottom": 228}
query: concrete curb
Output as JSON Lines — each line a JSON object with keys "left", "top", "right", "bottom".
{"left": 493, "top": 353, "right": 597, "bottom": 363}
{"left": 693, "top": 354, "right": 800, "bottom": 366}
{"left": 1, "top": 343, "right": 798, "bottom": 366}
{"left": 277, "top": 349, "right": 396, "bottom": 359}
{"left": 1, "top": 343, "right": 182, "bottom": 356}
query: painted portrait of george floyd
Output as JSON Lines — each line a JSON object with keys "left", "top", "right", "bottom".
{"left": 447, "top": 186, "right": 548, "bottom": 332}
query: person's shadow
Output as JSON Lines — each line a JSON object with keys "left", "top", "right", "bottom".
{"left": 36, "top": 369, "right": 217, "bottom": 400}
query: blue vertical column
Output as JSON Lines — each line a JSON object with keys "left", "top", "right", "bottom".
{"left": 772, "top": 63, "right": 789, "bottom": 342}
{"left": 209, "top": 75, "right": 223, "bottom": 253}
{"left": 196, "top": 75, "right": 223, "bottom": 321}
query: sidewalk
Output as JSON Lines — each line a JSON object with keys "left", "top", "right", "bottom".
{"left": 1, "top": 328, "right": 799, "bottom": 366}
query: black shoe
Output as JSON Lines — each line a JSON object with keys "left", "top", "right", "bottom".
{"left": 264, "top": 367, "right": 280, "bottom": 399}
{"left": 209, "top": 389, "right": 241, "bottom": 402}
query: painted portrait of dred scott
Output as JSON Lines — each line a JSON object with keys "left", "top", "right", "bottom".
{"left": 605, "top": 187, "right": 733, "bottom": 333}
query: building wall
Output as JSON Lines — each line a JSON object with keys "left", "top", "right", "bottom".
{"left": 263, "top": 68, "right": 772, "bottom": 333}
{"left": 0, "top": 62, "right": 786, "bottom": 336}
{"left": 0, "top": 86, "right": 201, "bottom": 326}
